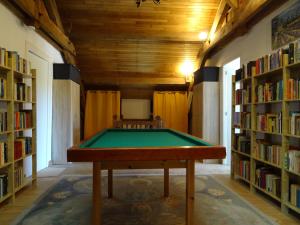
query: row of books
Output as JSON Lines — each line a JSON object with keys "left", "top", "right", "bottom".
{"left": 235, "top": 87, "right": 251, "bottom": 105}
{"left": 0, "top": 173, "right": 8, "bottom": 198}
{"left": 0, "top": 78, "right": 7, "bottom": 99}
{"left": 233, "top": 112, "right": 251, "bottom": 129}
{"left": 0, "top": 111, "right": 7, "bottom": 132}
{"left": 0, "top": 142, "right": 8, "bottom": 166}
{"left": 235, "top": 40, "right": 300, "bottom": 80}
{"left": 15, "top": 111, "right": 32, "bottom": 130}
{"left": 237, "top": 136, "right": 251, "bottom": 155}
{"left": 289, "top": 112, "right": 300, "bottom": 136}
{"left": 255, "top": 80, "right": 283, "bottom": 102}
{"left": 253, "top": 141, "right": 281, "bottom": 166}
{"left": 290, "top": 184, "right": 300, "bottom": 208}
{"left": 0, "top": 48, "right": 31, "bottom": 74}
{"left": 14, "top": 137, "right": 32, "bottom": 160}
{"left": 255, "top": 167, "right": 281, "bottom": 197}
{"left": 287, "top": 78, "right": 300, "bottom": 100}
{"left": 256, "top": 113, "right": 282, "bottom": 133}
{"left": 284, "top": 150, "right": 300, "bottom": 174}
{"left": 14, "top": 165, "right": 24, "bottom": 188}
{"left": 237, "top": 159, "right": 250, "bottom": 181}
{"left": 14, "top": 83, "right": 31, "bottom": 102}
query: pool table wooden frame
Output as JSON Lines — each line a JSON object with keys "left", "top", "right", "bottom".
{"left": 67, "top": 129, "right": 226, "bottom": 225}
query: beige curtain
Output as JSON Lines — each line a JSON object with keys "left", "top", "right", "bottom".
{"left": 153, "top": 91, "right": 188, "bottom": 132}
{"left": 84, "top": 90, "right": 120, "bottom": 138}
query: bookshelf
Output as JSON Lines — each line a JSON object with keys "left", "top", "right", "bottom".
{"left": 0, "top": 48, "right": 36, "bottom": 204}
{"left": 231, "top": 45, "right": 300, "bottom": 216}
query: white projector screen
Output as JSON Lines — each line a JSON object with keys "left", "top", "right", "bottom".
{"left": 121, "top": 99, "right": 151, "bottom": 119}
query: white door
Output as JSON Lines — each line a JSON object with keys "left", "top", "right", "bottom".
{"left": 222, "top": 58, "right": 240, "bottom": 165}
{"left": 28, "top": 51, "right": 52, "bottom": 171}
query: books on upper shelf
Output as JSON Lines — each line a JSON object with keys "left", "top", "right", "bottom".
{"left": 0, "top": 111, "right": 7, "bottom": 133}
{"left": 0, "top": 78, "right": 7, "bottom": 99}
{"left": 14, "top": 165, "right": 24, "bottom": 188}
{"left": 14, "top": 137, "right": 32, "bottom": 160}
{"left": 255, "top": 80, "right": 283, "bottom": 102}
{"left": 14, "top": 82, "right": 31, "bottom": 102}
{"left": 14, "top": 111, "right": 32, "bottom": 130}
{"left": 0, "top": 142, "right": 8, "bottom": 166}
{"left": 7, "top": 51, "right": 30, "bottom": 74}
{"left": 287, "top": 78, "right": 300, "bottom": 100}
{"left": 290, "top": 184, "right": 300, "bottom": 208}
{"left": 289, "top": 112, "right": 300, "bottom": 136}
{"left": 0, "top": 173, "right": 8, "bottom": 198}
{"left": 256, "top": 113, "right": 282, "bottom": 133}
{"left": 0, "top": 48, "right": 8, "bottom": 67}
{"left": 238, "top": 136, "right": 250, "bottom": 155}
{"left": 235, "top": 86, "right": 251, "bottom": 104}
{"left": 255, "top": 167, "right": 281, "bottom": 197}
{"left": 241, "top": 112, "right": 251, "bottom": 129}
{"left": 284, "top": 149, "right": 300, "bottom": 174}
{"left": 253, "top": 140, "right": 281, "bottom": 166}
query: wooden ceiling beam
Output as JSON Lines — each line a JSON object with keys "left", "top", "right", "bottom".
{"left": 11, "top": 0, "right": 76, "bottom": 62}
{"left": 226, "top": 0, "right": 238, "bottom": 9}
{"left": 43, "top": 0, "right": 64, "bottom": 33}
{"left": 209, "top": 0, "right": 227, "bottom": 40}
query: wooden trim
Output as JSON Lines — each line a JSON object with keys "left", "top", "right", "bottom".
{"left": 100, "top": 160, "right": 186, "bottom": 169}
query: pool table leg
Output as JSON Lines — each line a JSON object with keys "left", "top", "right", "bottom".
{"left": 186, "top": 160, "right": 195, "bottom": 225}
{"left": 93, "top": 162, "right": 101, "bottom": 225}
{"left": 108, "top": 169, "right": 113, "bottom": 198}
{"left": 164, "top": 168, "right": 169, "bottom": 197}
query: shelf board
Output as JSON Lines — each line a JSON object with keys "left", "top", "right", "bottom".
{"left": 232, "top": 149, "right": 251, "bottom": 157}
{"left": 15, "top": 178, "right": 33, "bottom": 192}
{"left": 284, "top": 134, "right": 300, "bottom": 139}
{"left": 286, "top": 61, "right": 300, "bottom": 70}
{"left": 0, "top": 162, "right": 12, "bottom": 169}
{"left": 285, "top": 99, "right": 300, "bottom": 103}
{"left": 0, "top": 98, "right": 11, "bottom": 102}
{"left": 14, "top": 70, "right": 33, "bottom": 79}
{"left": 0, "top": 64, "right": 10, "bottom": 72}
{"left": 253, "top": 157, "right": 281, "bottom": 169}
{"left": 252, "top": 184, "right": 281, "bottom": 202}
{"left": 284, "top": 201, "right": 300, "bottom": 214}
{"left": 234, "top": 174, "right": 250, "bottom": 184}
{"left": 0, "top": 193, "right": 12, "bottom": 203}
{"left": 14, "top": 153, "right": 33, "bottom": 163}
{"left": 285, "top": 169, "right": 300, "bottom": 177}
{"left": 14, "top": 127, "right": 35, "bottom": 132}
{"left": 254, "top": 67, "right": 283, "bottom": 79}
{"left": 14, "top": 100, "right": 34, "bottom": 104}
{"left": 254, "top": 100, "right": 282, "bottom": 105}
{"left": 253, "top": 130, "right": 282, "bottom": 135}
{"left": 0, "top": 131, "right": 12, "bottom": 135}
{"left": 234, "top": 103, "right": 252, "bottom": 106}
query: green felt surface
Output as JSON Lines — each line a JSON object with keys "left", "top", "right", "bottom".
{"left": 81, "top": 129, "right": 211, "bottom": 148}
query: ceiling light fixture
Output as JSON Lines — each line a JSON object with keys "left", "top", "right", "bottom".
{"left": 136, "top": 0, "right": 160, "bottom": 8}
{"left": 198, "top": 32, "right": 208, "bottom": 41}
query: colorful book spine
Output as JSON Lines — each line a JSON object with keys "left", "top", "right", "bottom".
{"left": 253, "top": 140, "right": 281, "bottom": 166}
{"left": 14, "top": 111, "right": 32, "bottom": 130}
{"left": 255, "top": 167, "right": 281, "bottom": 197}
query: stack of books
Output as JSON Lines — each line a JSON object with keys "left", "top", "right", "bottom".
{"left": 14, "top": 82, "right": 31, "bottom": 102}
{"left": 253, "top": 140, "right": 281, "bottom": 166}
{"left": 0, "top": 48, "right": 8, "bottom": 66}
{"left": 255, "top": 167, "right": 281, "bottom": 197}
{"left": 14, "top": 137, "right": 32, "bottom": 160}
{"left": 289, "top": 112, "right": 300, "bottom": 136}
{"left": 0, "top": 78, "right": 7, "bottom": 99}
{"left": 256, "top": 113, "right": 282, "bottom": 133}
{"left": 0, "top": 142, "right": 8, "bottom": 166}
{"left": 14, "top": 111, "right": 32, "bottom": 130}
{"left": 241, "top": 112, "right": 251, "bottom": 129}
{"left": 0, "top": 174, "right": 8, "bottom": 198}
{"left": 284, "top": 149, "right": 300, "bottom": 174}
{"left": 255, "top": 80, "right": 283, "bottom": 102}
{"left": 238, "top": 136, "right": 251, "bottom": 155}
{"left": 235, "top": 87, "right": 251, "bottom": 104}
{"left": 287, "top": 78, "right": 300, "bottom": 100}
{"left": 0, "top": 111, "right": 7, "bottom": 132}
{"left": 290, "top": 184, "right": 300, "bottom": 208}
{"left": 14, "top": 165, "right": 23, "bottom": 188}
{"left": 238, "top": 160, "right": 250, "bottom": 181}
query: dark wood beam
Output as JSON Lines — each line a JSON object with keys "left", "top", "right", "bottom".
{"left": 43, "top": 0, "right": 64, "bottom": 33}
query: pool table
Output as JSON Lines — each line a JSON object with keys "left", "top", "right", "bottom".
{"left": 67, "top": 128, "right": 226, "bottom": 225}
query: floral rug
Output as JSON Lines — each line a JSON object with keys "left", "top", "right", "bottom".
{"left": 13, "top": 175, "right": 277, "bottom": 225}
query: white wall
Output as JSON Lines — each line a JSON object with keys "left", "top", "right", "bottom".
{"left": 0, "top": 3, "right": 64, "bottom": 170}
{"left": 206, "top": 0, "right": 298, "bottom": 67}
{"left": 121, "top": 99, "right": 151, "bottom": 119}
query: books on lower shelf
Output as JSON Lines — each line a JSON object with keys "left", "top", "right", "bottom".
{"left": 284, "top": 149, "right": 300, "bottom": 174}
{"left": 289, "top": 112, "right": 300, "bottom": 136}
{"left": 287, "top": 78, "right": 300, "bottom": 100}
{"left": 0, "top": 142, "right": 8, "bottom": 166}
{"left": 255, "top": 80, "right": 283, "bottom": 102}
{"left": 237, "top": 159, "right": 250, "bottom": 181}
{"left": 14, "top": 111, "right": 32, "bottom": 130}
{"left": 290, "top": 184, "right": 300, "bottom": 208}
{"left": 233, "top": 112, "right": 251, "bottom": 129}
{"left": 0, "top": 78, "right": 7, "bottom": 99}
{"left": 0, "top": 111, "right": 7, "bottom": 132}
{"left": 14, "top": 137, "right": 32, "bottom": 160}
{"left": 238, "top": 136, "right": 251, "bottom": 155}
{"left": 253, "top": 140, "right": 281, "bottom": 166}
{"left": 0, "top": 173, "right": 8, "bottom": 198}
{"left": 255, "top": 167, "right": 281, "bottom": 198}
{"left": 256, "top": 113, "right": 282, "bottom": 133}
{"left": 14, "top": 82, "right": 31, "bottom": 102}
{"left": 14, "top": 165, "right": 24, "bottom": 188}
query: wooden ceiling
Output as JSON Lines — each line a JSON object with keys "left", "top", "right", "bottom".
{"left": 56, "top": 0, "right": 219, "bottom": 88}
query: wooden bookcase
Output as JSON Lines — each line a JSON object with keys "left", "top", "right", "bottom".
{"left": 0, "top": 61, "right": 36, "bottom": 204}
{"left": 231, "top": 60, "right": 300, "bottom": 216}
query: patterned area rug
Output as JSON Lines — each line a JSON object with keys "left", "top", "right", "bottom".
{"left": 14, "top": 176, "right": 277, "bottom": 225}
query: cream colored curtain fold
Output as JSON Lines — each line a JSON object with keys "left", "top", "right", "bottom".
{"left": 153, "top": 91, "right": 188, "bottom": 132}
{"left": 84, "top": 90, "right": 120, "bottom": 138}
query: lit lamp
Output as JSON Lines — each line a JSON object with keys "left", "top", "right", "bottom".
{"left": 180, "top": 60, "right": 194, "bottom": 83}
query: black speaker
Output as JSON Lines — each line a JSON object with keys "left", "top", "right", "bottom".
{"left": 53, "top": 63, "right": 81, "bottom": 84}
{"left": 193, "top": 67, "right": 219, "bottom": 84}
